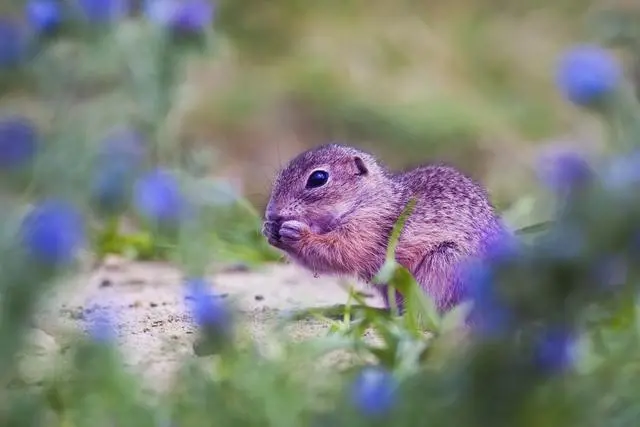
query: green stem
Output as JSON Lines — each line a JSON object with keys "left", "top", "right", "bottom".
{"left": 607, "top": 84, "right": 640, "bottom": 152}
{"left": 153, "top": 35, "right": 182, "bottom": 168}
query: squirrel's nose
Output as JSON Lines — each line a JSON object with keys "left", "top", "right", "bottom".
{"left": 264, "top": 211, "right": 293, "bottom": 224}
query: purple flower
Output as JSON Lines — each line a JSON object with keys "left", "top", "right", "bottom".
{"left": 0, "top": 115, "right": 38, "bottom": 170}
{"left": 556, "top": 44, "right": 621, "bottom": 107}
{"left": 20, "top": 199, "right": 85, "bottom": 266}
{"left": 350, "top": 366, "right": 397, "bottom": 417}
{"left": 133, "top": 168, "right": 184, "bottom": 224}
{"left": 90, "top": 128, "right": 146, "bottom": 215}
{"left": 0, "top": 19, "right": 27, "bottom": 68}
{"left": 144, "top": 0, "right": 214, "bottom": 33}
{"left": 536, "top": 147, "right": 592, "bottom": 195}
{"left": 534, "top": 327, "right": 575, "bottom": 374}
{"left": 184, "top": 278, "right": 231, "bottom": 332}
{"left": 76, "top": 0, "right": 130, "bottom": 23}
{"left": 26, "top": 0, "right": 62, "bottom": 33}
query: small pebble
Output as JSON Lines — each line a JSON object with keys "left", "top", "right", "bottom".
{"left": 99, "top": 278, "right": 112, "bottom": 288}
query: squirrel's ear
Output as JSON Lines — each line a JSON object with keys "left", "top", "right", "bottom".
{"left": 353, "top": 156, "right": 368, "bottom": 176}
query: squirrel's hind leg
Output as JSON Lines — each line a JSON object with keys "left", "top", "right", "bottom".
{"left": 412, "top": 241, "right": 466, "bottom": 314}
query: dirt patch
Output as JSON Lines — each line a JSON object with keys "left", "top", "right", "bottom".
{"left": 23, "top": 259, "right": 385, "bottom": 390}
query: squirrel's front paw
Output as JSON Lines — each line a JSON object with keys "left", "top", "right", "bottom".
{"left": 279, "top": 220, "right": 310, "bottom": 245}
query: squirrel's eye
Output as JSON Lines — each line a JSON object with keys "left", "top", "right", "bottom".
{"left": 306, "top": 170, "right": 329, "bottom": 189}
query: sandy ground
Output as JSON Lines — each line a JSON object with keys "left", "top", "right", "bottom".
{"left": 17, "top": 257, "right": 385, "bottom": 391}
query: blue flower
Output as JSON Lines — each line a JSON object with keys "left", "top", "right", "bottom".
{"left": 85, "top": 303, "right": 115, "bottom": 343}
{"left": 76, "top": 0, "right": 130, "bottom": 23}
{"left": 133, "top": 168, "right": 184, "bottom": 224}
{"left": 593, "top": 254, "right": 627, "bottom": 289}
{"left": 536, "top": 147, "right": 592, "bottom": 195}
{"left": 534, "top": 327, "right": 575, "bottom": 374}
{"left": 484, "top": 231, "right": 520, "bottom": 265}
{"left": 462, "top": 258, "right": 512, "bottom": 337}
{"left": 144, "top": 0, "right": 214, "bottom": 33}
{"left": 556, "top": 44, "right": 621, "bottom": 107}
{"left": 0, "top": 19, "right": 27, "bottom": 68}
{"left": 91, "top": 163, "right": 134, "bottom": 216}
{"left": 0, "top": 115, "right": 38, "bottom": 170}
{"left": 20, "top": 199, "right": 85, "bottom": 266}
{"left": 184, "top": 278, "right": 231, "bottom": 332}
{"left": 26, "top": 0, "right": 62, "bottom": 33}
{"left": 350, "top": 366, "right": 397, "bottom": 418}
{"left": 601, "top": 149, "right": 640, "bottom": 193}
{"left": 90, "top": 128, "right": 146, "bottom": 215}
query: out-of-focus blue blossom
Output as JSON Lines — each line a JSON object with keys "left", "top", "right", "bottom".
{"left": 536, "top": 147, "right": 592, "bottom": 195}
{"left": 484, "top": 231, "right": 521, "bottom": 265}
{"left": 144, "top": 0, "right": 214, "bottom": 33}
{"left": 462, "top": 233, "right": 519, "bottom": 336}
{"left": 592, "top": 254, "right": 627, "bottom": 289}
{"left": 184, "top": 278, "right": 231, "bottom": 333}
{"left": 534, "top": 327, "right": 575, "bottom": 374}
{"left": 76, "top": 0, "right": 130, "bottom": 23}
{"left": 85, "top": 302, "right": 115, "bottom": 343}
{"left": 556, "top": 44, "right": 621, "bottom": 107}
{"left": 20, "top": 199, "right": 85, "bottom": 266}
{"left": 133, "top": 168, "right": 185, "bottom": 224}
{"left": 462, "top": 258, "right": 512, "bottom": 337}
{"left": 90, "top": 128, "right": 146, "bottom": 215}
{"left": 0, "top": 115, "right": 38, "bottom": 170}
{"left": 91, "top": 163, "right": 134, "bottom": 216}
{"left": 601, "top": 150, "right": 640, "bottom": 193}
{"left": 0, "top": 19, "right": 27, "bottom": 68}
{"left": 26, "top": 0, "right": 62, "bottom": 34}
{"left": 350, "top": 366, "right": 397, "bottom": 418}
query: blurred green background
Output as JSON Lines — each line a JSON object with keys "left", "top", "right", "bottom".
{"left": 2, "top": 0, "right": 634, "bottom": 212}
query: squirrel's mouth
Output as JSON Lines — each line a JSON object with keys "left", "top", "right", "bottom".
{"left": 262, "top": 220, "right": 282, "bottom": 247}
{"left": 261, "top": 213, "right": 340, "bottom": 249}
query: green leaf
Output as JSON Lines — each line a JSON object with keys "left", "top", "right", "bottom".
{"left": 514, "top": 220, "right": 554, "bottom": 236}
{"left": 385, "top": 197, "right": 417, "bottom": 262}
{"left": 390, "top": 264, "right": 441, "bottom": 334}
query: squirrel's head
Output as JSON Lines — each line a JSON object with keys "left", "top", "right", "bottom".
{"left": 263, "top": 144, "right": 387, "bottom": 236}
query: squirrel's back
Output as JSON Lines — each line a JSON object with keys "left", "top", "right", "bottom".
{"left": 392, "top": 164, "right": 505, "bottom": 282}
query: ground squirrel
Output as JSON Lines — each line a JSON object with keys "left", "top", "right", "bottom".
{"left": 262, "top": 144, "right": 506, "bottom": 313}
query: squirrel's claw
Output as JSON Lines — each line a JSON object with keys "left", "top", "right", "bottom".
{"left": 262, "top": 219, "right": 310, "bottom": 250}
{"left": 278, "top": 220, "right": 310, "bottom": 245}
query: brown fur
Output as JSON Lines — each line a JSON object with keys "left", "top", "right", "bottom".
{"left": 262, "top": 144, "right": 505, "bottom": 312}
